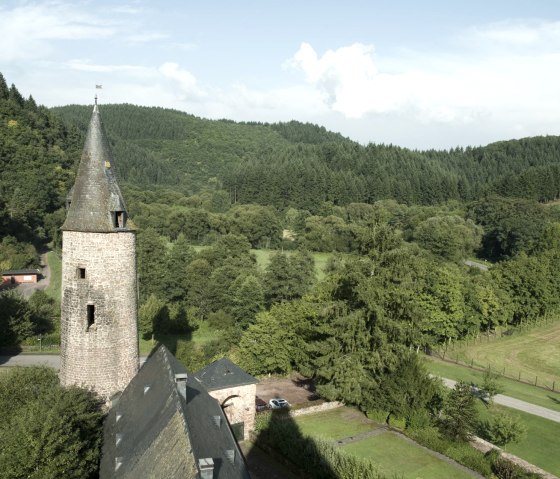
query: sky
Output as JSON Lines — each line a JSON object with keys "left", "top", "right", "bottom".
{"left": 2, "top": 0, "right": 560, "bottom": 149}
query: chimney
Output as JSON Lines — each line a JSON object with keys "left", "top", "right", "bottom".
{"left": 175, "top": 373, "right": 188, "bottom": 400}
{"left": 198, "top": 457, "right": 214, "bottom": 479}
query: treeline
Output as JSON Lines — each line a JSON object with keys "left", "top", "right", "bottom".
{"left": 0, "top": 73, "right": 81, "bottom": 268}
{"left": 53, "top": 103, "right": 560, "bottom": 211}
{"left": 235, "top": 197, "right": 560, "bottom": 410}
{"left": 130, "top": 191, "right": 560, "bottom": 379}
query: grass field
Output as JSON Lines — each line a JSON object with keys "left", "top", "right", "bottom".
{"left": 192, "top": 245, "right": 332, "bottom": 281}
{"left": 138, "top": 321, "right": 221, "bottom": 355}
{"left": 44, "top": 251, "right": 61, "bottom": 303}
{"left": 294, "top": 407, "right": 479, "bottom": 479}
{"left": 424, "top": 357, "right": 560, "bottom": 412}
{"left": 443, "top": 321, "right": 560, "bottom": 389}
{"left": 477, "top": 403, "right": 560, "bottom": 476}
{"left": 342, "top": 432, "right": 478, "bottom": 479}
{"left": 247, "top": 248, "right": 332, "bottom": 281}
{"left": 294, "top": 407, "right": 381, "bottom": 441}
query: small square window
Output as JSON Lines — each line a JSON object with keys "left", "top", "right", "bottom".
{"left": 78, "top": 267, "right": 86, "bottom": 279}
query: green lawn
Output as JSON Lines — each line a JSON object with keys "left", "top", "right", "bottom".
{"left": 342, "top": 432, "right": 478, "bottom": 479}
{"left": 443, "top": 320, "right": 560, "bottom": 389}
{"left": 138, "top": 321, "right": 221, "bottom": 355}
{"left": 191, "top": 245, "right": 332, "bottom": 281}
{"left": 294, "top": 408, "right": 479, "bottom": 479}
{"left": 477, "top": 403, "right": 560, "bottom": 476}
{"left": 44, "top": 251, "right": 61, "bottom": 303}
{"left": 294, "top": 407, "right": 382, "bottom": 441}
{"left": 424, "top": 357, "right": 560, "bottom": 412}
{"left": 252, "top": 248, "right": 331, "bottom": 281}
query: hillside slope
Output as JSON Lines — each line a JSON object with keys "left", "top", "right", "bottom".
{"left": 53, "top": 103, "right": 560, "bottom": 211}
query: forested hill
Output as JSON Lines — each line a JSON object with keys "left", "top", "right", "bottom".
{"left": 53, "top": 103, "right": 560, "bottom": 211}
{"left": 0, "top": 75, "right": 80, "bottom": 269}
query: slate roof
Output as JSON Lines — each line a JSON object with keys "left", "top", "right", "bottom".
{"left": 100, "top": 345, "right": 251, "bottom": 479}
{"left": 195, "top": 358, "right": 258, "bottom": 392}
{"left": 62, "top": 101, "right": 130, "bottom": 233}
{"left": 1, "top": 269, "right": 41, "bottom": 275}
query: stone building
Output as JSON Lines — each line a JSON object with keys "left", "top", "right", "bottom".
{"left": 59, "top": 98, "right": 138, "bottom": 400}
{"left": 62, "top": 101, "right": 257, "bottom": 478}
{"left": 100, "top": 345, "right": 251, "bottom": 479}
{"left": 195, "top": 358, "right": 258, "bottom": 441}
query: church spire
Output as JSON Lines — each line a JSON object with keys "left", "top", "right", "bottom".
{"left": 62, "top": 101, "right": 129, "bottom": 232}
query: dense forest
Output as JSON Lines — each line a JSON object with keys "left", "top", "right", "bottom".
{"left": 3, "top": 73, "right": 560, "bottom": 468}
{"left": 52, "top": 103, "right": 560, "bottom": 210}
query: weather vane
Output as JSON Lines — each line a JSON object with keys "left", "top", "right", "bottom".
{"left": 95, "top": 84, "right": 102, "bottom": 105}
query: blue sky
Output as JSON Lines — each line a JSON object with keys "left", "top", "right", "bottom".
{"left": 2, "top": 0, "right": 560, "bottom": 149}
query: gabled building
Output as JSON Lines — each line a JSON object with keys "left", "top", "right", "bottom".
{"left": 64, "top": 101, "right": 256, "bottom": 478}
{"left": 100, "top": 345, "right": 251, "bottom": 479}
{"left": 195, "top": 358, "right": 258, "bottom": 441}
{"left": 1, "top": 268, "right": 41, "bottom": 284}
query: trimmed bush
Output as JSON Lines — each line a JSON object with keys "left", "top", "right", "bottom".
{"left": 254, "top": 411, "right": 387, "bottom": 479}
{"left": 366, "top": 409, "right": 389, "bottom": 423}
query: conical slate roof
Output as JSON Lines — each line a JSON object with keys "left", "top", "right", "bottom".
{"left": 62, "top": 101, "right": 129, "bottom": 232}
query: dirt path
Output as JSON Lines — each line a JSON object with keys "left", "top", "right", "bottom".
{"left": 15, "top": 252, "right": 51, "bottom": 298}
{"left": 442, "top": 377, "right": 560, "bottom": 423}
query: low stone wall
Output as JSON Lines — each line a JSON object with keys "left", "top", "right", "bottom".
{"left": 289, "top": 401, "right": 344, "bottom": 417}
{"left": 471, "top": 436, "right": 558, "bottom": 479}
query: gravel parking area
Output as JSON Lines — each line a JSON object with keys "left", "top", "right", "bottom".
{"left": 256, "top": 373, "right": 320, "bottom": 406}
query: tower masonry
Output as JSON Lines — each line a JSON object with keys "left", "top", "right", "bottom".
{"left": 60, "top": 100, "right": 138, "bottom": 400}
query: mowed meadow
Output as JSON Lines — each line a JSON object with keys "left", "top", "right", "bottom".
{"left": 439, "top": 320, "right": 560, "bottom": 390}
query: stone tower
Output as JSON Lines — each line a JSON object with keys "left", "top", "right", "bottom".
{"left": 60, "top": 99, "right": 138, "bottom": 400}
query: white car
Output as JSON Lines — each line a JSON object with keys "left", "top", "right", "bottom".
{"left": 268, "top": 398, "right": 290, "bottom": 409}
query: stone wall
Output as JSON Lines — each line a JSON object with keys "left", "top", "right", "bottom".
{"left": 289, "top": 401, "right": 344, "bottom": 418}
{"left": 60, "top": 230, "right": 138, "bottom": 400}
{"left": 471, "top": 436, "right": 558, "bottom": 479}
{"left": 207, "top": 383, "right": 257, "bottom": 440}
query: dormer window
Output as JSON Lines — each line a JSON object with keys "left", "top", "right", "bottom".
{"left": 113, "top": 211, "right": 126, "bottom": 229}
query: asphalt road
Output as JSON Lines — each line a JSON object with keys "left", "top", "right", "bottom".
{"left": 0, "top": 354, "right": 148, "bottom": 369}
{"left": 441, "top": 377, "right": 560, "bottom": 423}
{"left": 0, "top": 354, "right": 60, "bottom": 368}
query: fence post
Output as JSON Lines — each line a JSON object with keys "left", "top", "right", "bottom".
{"left": 518, "top": 371, "right": 521, "bottom": 381}
{"left": 553, "top": 381, "right": 555, "bottom": 392}
{"left": 471, "top": 358, "right": 474, "bottom": 368}
{"left": 535, "top": 376, "right": 538, "bottom": 386}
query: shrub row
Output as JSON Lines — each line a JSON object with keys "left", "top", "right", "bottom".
{"left": 254, "top": 411, "right": 389, "bottom": 479}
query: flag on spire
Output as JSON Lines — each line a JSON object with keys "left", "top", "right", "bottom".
{"left": 96, "top": 85, "right": 103, "bottom": 89}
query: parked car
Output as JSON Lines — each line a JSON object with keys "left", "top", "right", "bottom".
{"left": 255, "top": 397, "right": 268, "bottom": 412}
{"left": 268, "top": 398, "right": 290, "bottom": 409}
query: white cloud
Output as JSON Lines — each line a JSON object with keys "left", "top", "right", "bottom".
{"left": 158, "top": 62, "right": 206, "bottom": 100}
{"left": 126, "top": 32, "right": 169, "bottom": 44}
{"left": 66, "top": 59, "right": 152, "bottom": 74}
{"left": 286, "top": 42, "right": 402, "bottom": 118}
{"left": 0, "top": 2, "right": 115, "bottom": 61}
{"left": 285, "top": 20, "right": 560, "bottom": 131}
{"left": 468, "top": 19, "right": 560, "bottom": 48}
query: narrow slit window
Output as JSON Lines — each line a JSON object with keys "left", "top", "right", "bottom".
{"left": 78, "top": 267, "right": 86, "bottom": 279}
{"left": 87, "top": 304, "right": 95, "bottom": 329}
